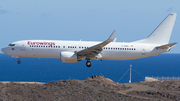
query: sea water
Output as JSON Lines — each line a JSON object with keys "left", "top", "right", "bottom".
{"left": 0, "top": 53, "right": 180, "bottom": 83}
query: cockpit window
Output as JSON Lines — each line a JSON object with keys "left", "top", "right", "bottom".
{"left": 8, "top": 44, "right": 15, "bottom": 47}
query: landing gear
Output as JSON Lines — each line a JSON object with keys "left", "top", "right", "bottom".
{"left": 86, "top": 60, "right": 91, "bottom": 67}
{"left": 17, "top": 60, "right": 21, "bottom": 64}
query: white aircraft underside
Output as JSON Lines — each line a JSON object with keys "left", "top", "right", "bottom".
{"left": 1, "top": 13, "right": 178, "bottom": 67}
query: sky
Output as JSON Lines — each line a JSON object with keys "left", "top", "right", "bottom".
{"left": 0, "top": 0, "right": 180, "bottom": 53}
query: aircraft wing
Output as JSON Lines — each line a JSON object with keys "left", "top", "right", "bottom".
{"left": 77, "top": 30, "right": 116, "bottom": 59}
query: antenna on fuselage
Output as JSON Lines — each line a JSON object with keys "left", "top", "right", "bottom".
{"left": 129, "top": 65, "right": 132, "bottom": 83}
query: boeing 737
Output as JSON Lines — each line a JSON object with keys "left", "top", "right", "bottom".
{"left": 1, "top": 13, "right": 177, "bottom": 67}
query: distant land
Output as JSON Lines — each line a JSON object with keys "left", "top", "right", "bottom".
{"left": 0, "top": 75, "right": 180, "bottom": 101}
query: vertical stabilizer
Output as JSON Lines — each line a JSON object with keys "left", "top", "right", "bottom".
{"left": 134, "top": 13, "right": 177, "bottom": 45}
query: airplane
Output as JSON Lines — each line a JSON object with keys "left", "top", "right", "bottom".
{"left": 1, "top": 13, "right": 177, "bottom": 67}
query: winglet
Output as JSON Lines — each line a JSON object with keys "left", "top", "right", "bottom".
{"left": 107, "top": 30, "right": 117, "bottom": 41}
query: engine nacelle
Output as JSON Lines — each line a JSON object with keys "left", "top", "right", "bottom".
{"left": 60, "top": 51, "right": 78, "bottom": 63}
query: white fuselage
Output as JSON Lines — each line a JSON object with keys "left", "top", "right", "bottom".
{"left": 1, "top": 40, "right": 168, "bottom": 61}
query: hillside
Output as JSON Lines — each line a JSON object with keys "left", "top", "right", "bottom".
{"left": 0, "top": 75, "right": 180, "bottom": 101}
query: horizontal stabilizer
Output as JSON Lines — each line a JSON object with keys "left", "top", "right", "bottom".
{"left": 156, "top": 42, "right": 177, "bottom": 49}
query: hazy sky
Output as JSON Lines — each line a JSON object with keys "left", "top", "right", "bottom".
{"left": 0, "top": 0, "right": 180, "bottom": 53}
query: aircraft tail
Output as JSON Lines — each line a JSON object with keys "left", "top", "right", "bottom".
{"left": 133, "top": 13, "right": 177, "bottom": 45}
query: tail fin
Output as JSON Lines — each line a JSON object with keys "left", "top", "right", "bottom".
{"left": 134, "top": 13, "right": 177, "bottom": 45}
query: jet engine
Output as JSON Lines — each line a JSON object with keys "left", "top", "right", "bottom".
{"left": 60, "top": 51, "right": 78, "bottom": 63}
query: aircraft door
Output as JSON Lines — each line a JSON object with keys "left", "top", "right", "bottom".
{"left": 20, "top": 42, "right": 27, "bottom": 57}
{"left": 141, "top": 46, "right": 146, "bottom": 55}
{"left": 21, "top": 42, "right": 26, "bottom": 51}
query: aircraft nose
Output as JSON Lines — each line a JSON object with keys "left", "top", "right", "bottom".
{"left": 1, "top": 48, "right": 5, "bottom": 53}
{"left": 1, "top": 47, "right": 6, "bottom": 53}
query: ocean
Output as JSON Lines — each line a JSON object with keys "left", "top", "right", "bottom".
{"left": 0, "top": 53, "right": 180, "bottom": 83}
